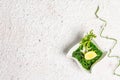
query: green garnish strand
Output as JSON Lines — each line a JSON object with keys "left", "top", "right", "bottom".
{"left": 95, "top": 6, "right": 120, "bottom": 76}
{"left": 80, "top": 30, "right": 96, "bottom": 53}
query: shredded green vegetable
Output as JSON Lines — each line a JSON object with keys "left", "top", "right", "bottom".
{"left": 95, "top": 6, "right": 120, "bottom": 76}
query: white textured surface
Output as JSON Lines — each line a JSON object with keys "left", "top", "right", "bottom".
{"left": 0, "top": 0, "right": 120, "bottom": 80}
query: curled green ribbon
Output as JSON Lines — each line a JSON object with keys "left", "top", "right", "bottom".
{"left": 95, "top": 6, "right": 120, "bottom": 76}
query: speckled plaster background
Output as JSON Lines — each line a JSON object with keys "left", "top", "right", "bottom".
{"left": 1, "top": 0, "right": 120, "bottom": 80}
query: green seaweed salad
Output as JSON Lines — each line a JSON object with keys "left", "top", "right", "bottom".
{"left": 72, "top": 30, "right": 103, "bottom": 71}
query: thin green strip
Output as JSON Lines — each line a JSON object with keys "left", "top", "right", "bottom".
{"left": 95, "top": 6, "right": 120, "bottom": 76}
{"left": 113, "top": 60, "right": 120, "bottom": 76}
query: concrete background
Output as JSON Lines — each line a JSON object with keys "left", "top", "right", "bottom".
{"left": 1, "top": 0, "right": 120, "bottom": 80}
